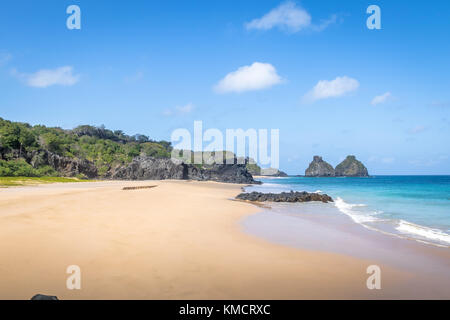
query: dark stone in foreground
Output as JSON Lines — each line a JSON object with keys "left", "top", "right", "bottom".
{"left": 31, "top": 294, "right": 59, "bottom": 300}
{"left": 236, "top": 191, "right": 333, "bottom": 203}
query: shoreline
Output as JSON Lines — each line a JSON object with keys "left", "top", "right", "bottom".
{"left": 247, "top": 176, "right": 450, "bottom": 248}
{"left": 0, "top": 180, "right": 448, "bottom": 299}
{"left": 242, "top": 202, "right": 450, "bottom": 278}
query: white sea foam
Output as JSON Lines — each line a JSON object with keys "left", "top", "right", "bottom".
{"left": 335, "top": 197, "right": 450, "bottom": 246}
{"left": 253, "top": 183, "right": 280, "bottom": 187}
{"left": 314, "top": 190, "right": 323, "bottom": 194}
{"left": 334, "top": 197, "right": 378, "bottom": 224}
{"left": 396, "top": 220, "right": 450, "bottom": 245}
{"left": 245, "top": 183, "right": 284, "bottom": 193}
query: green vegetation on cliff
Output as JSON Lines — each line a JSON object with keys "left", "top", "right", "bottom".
{"left": 335, "top": 155, "right": 369, "bottom": 177}
{"left": 245, "top": 163, "right": 261, "bottom": 176}
{"left": 0, "top": 117, "right": 172, "bottom": 177}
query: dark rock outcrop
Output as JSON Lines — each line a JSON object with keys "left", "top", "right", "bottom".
{"left": 109, "top": 156, "right": 259, "bottom": 184}
{"left": 246, "top": 162, "right": 261, "bottom": 176}
{"left": 189, "top": 163, "right": 259, "bottom": 184}
{"left": 305, "top": 156, "right": 335, "bottom": 177}
{"left": 260, "top": 168, "right": 288, "bottom": 177}
{"left": 236, "top": 191, "right": 333, "bottom": 203}
{"left": 109, "top": 157, "right": 186, "bottom": 180}
{"left": 31, "top": 294, "right": 59, "bottom": 300}
{"left": 335, "top": 155, "right": 369, "bottom": 177}
{"left": 29, "top": 150, "right": 98, "bottom": 178}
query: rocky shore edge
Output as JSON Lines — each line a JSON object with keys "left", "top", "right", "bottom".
{"left": 236, "top": 191, "right": 333, "bottom": 203}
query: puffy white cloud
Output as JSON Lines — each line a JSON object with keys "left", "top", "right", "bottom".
{"left": 303, "top": 76, "right": 359, "bottom": 102}
{"left": 245, "top": 1, "right": 337, "bottom": 33}
{"left": 163, "top": 103, "right": 194, "bottom": 116}
{"left": 13, "top": 66, "right": 80, "bottom": 88}
{"left": 214, "top": 62, "right": 282, "bottom": 93}
{"left": 245, "top": 2, "right": 311, "bottom": 32}
{"left": 371, "top": 92, "right": 392, "bottom": 105}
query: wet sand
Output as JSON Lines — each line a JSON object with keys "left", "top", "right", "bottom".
{"left": 242, "top": 202, "right": 450, "bottom": 298}
{"left": 0, "top": 180, "right": 447, "bottom": 299}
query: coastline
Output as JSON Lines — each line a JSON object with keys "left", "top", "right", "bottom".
{"left": 242, "top": 202, "right": 450, "bottom": 290}
{"left": 0, "top": 180, "right": 448, "bottom": 299}
{"left": 247, "top": 176, "right": 450, "bottom": 248}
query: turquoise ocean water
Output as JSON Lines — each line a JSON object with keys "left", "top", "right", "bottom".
{"left": 247, "top": 176, "right": 450, "bottom": 247}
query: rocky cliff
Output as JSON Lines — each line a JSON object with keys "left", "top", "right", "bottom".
{"left": 20, "top": 150, "right": 258, "bottom": 183}
{"left": 109, "top": 156, "right": 259, "bottom": 184}
{"left": 29, "top": 150, "right": 98, "bottom": 178}
{"left": 0, "top": 118, "right": 259, "bottom": 183}
{"left": 335, "top": 155, "right": 369, "bottom": 177}
{"left": 305, "top": 156, "right": 335, "bottom": 177}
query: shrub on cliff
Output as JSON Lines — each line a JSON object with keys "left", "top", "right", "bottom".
{"left": 0, "top": 118, "right": 172, "bottom": 177}
{"left": 0, "top": 159, "right": 57, "bottom": 177}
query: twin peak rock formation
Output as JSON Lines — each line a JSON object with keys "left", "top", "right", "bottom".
{"left": 305, "top": 155, "right": 369, "bottom": 177}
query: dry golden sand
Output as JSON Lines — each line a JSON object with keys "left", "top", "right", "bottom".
{"left": 0, "top": 180, "right": 441, "bottom": 299}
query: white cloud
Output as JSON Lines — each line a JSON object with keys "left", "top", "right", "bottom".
{"left": 13, "top": 66, "right": 80, "bottom": 88}
{"left": 409, "top": 155, "right": 448, "bottom": 167}
{"left": 408, "top": 125, "right": 427, "bottom": 134}
{"left": 214, "top": 62, "right": 282, "bottom": 93}
{"left": 311, "top": 14, "right": 338, "bottom": 32}
{"left": 371, "top": 92, "right": 392, "bottom": 105}
{"left": 381, "top": 157, "right": 395, "bottom": 164}
{"left": 0, "top": 52, "right": 12, "bottom": 66}
{"left": 303, "top": 76, "right": 359, "bottom": 102}
{"left": 245, "top": 1, "right": 337, "bottom": 33}
{"left": 163, "top": 103, "right": 194, "bottom": 116}
{"left": 430, "top": 100, "right": 450, "bottom": 108}
{"left": 124, "top": 71, "right": 144, "bottom": 83}
{"left": 246, "top": 2, "right": 311, "bottom": 32}
{"left": 368, "top": 156, "right": 395, "bottom": 164}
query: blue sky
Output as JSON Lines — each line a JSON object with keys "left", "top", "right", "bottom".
{"left": 1, "top": 0, "right": 449, "bottom": 174}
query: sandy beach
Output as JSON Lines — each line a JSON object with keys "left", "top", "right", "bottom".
{"left": 0, "top": 180, "right": 448, "bottom": 299}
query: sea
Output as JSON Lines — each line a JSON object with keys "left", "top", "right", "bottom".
{"left": 245, "top": 176, "right": 450, "bottom": 247}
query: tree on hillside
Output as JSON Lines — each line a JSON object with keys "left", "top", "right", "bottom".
{"left": 41, "top": 132, "right": 64, "bottom": 154}
{"left": 0, "top": 122, "right": 36, "bottom": 157}
{"left": 0, "top": 122, "right": 21, "bottom": 150}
